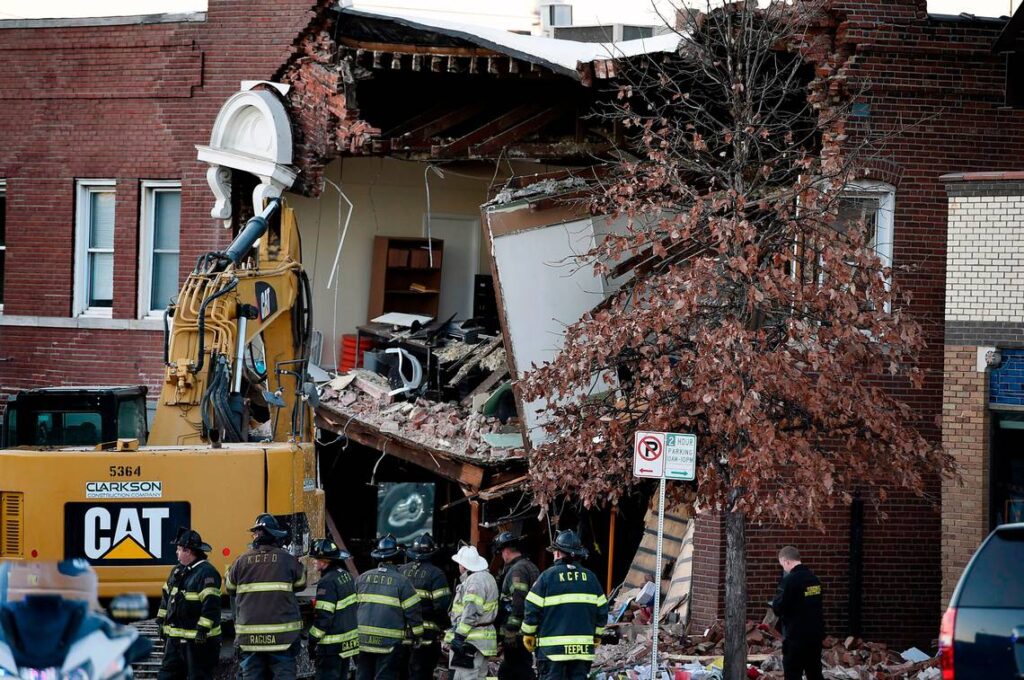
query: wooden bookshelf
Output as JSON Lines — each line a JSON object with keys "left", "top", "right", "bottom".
{"left": 368, "top": 236, "right": 444, "bottom": 320}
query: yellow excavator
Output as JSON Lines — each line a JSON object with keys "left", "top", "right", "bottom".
{"left": 0, "top": 199, "right": 324, "bottom": 599}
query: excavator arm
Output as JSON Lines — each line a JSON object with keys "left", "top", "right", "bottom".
{"left": 150, "top": 199, "right": 313, "bottom": 446}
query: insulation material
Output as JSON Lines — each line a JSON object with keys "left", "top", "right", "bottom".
{"left": 620, "top": 498, "right": 691, "bottom": 596}
{"left": 659, "top": 519, "right": 694, "bottom": 623}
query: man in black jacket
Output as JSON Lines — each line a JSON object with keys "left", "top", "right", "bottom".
{"left": 156, "top": 527, "right": 222, "bottom": 680}
{"left": 399, "top": 533, "right": 451, "bottom": 680}
{"left": 493, "top": 532, "right": 539, "bottom": 680}
{"left": 770, "top": 546, "right": 824, "bottom": 680}
{"left": 309, "top": 538, "right": 359, "bottom": 679}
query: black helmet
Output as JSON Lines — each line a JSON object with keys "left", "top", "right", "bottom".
{"left": 492, "top": 531, "right": 521, "bottom": 555}
{"left": 548, "top": 529, "right": 588, "bottom": 560}
{"left": 407, "top": 533, "right": 438, "bottom": 561}
{"left": 171, "top": 526, "right": 212, "bottom": 554}
{"left": 249, "top": 513, "right": 288, "bottom": 540}
{"left": 310, "top": 538, "right": 351, "bottom": 562}
{"left": 370, "top": 534, "right": 403, "bottom": 561}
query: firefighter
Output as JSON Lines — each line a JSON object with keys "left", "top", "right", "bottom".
{"left": 770, "top": 546, "right": 824, "bottom": 680}
{"left": 225, "top": 513, "right": 306, "bottom": 680}
{"left": 445, "top": 545, "right": 499, "bottom": 680}
{"left": 521, "top": 530, "right": 608, "bottom": 680}
{"left": 309, "top": 538, "right": 360, "bottom": 680}
{"left": 155, "top": 527, "right": 222, "bottom": 680}
{"left": 356, "top": 534, "right": 424, "bottom": 680}
{"left": 399, "top": 533, "right": 452, "bottom": 680}
{"left": 493, "top": 532, "right": 540, "bottom": 680}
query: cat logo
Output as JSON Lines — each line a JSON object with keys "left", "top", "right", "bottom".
{"left": 64, "top": 502, "right": 190, "bottom": 566}
{"left": 256, "top": 282, "right": 277, "bottom": 321}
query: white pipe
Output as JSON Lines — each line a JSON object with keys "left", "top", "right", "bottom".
{"left": 324, "top": 178, "right": 354, "bottom": 291}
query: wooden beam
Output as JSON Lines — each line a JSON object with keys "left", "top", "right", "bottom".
{"left": 432, "top": 102, "right": 545, "bottom": 157}
{"left": 315, "top": 411, "right": 485, "bottom": 489}
{"left": 468, "top": 105, "right": 569, "bottom": 156}
{"left": 391, "top": 103, "right": 487, "bottom": 150}
{"left": 339, "top": 38, "right": 499, "bottom": 58}
{"left": 325, "top": 509, "right": 360, "bottom": 578}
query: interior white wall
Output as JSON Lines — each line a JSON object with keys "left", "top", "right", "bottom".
{"left": 287, "top": 156, "right": 550, "bottom": 370}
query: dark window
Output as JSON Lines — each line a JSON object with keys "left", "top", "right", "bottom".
{"left": 1006, "top": 51, "right": 1024, "bottom": 109}
{"left": 958, "top": 526, "right": 1024, "bottom": 608}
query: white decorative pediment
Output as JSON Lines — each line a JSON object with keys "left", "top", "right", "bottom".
{"left": 197, "top": 87, "right": 297, "bottom": 223}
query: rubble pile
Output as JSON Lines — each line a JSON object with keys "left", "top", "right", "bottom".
{"left": 593, "top": 622, "right": 939, "bottom": 680}
{"left": 319, "top": 370, "right": 526, "bottom": 462}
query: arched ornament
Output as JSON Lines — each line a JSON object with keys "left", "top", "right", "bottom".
{"left": 196, "top": 86, "right": 298, "bottom": 225}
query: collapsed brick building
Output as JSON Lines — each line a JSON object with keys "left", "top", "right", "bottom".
{"left": 1, "top": 0, "right": 1022, "bottom": 647}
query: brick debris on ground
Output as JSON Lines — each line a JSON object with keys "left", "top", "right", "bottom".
{"left": 593, "top": 620, "right": 939, "bottom": 680}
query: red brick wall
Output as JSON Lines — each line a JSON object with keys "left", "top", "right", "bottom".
{"left": 0, "top": 1, "right": 322, "bottom": 395}
{"left": 691, "top": 0, "right": 1024, "bottom": 647}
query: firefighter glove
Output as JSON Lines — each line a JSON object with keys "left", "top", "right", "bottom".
{"left": 522, "top": 635, "right": 536, "bottom": 653}
{"left": 308, "top": 640, "right": 318, "bottom": 660}
{"left": 450, "top": 634, "right": 468, "bottom": 655}
{"left": 503, "top": 629, "right": 518, "bottom": 646}
{"left": 155, "top": 618, "right": 166, "bottom": 640}
{"left": 193, "top": 628, "right": 208, "bottom": 645}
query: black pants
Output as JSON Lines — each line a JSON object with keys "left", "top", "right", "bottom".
{"left": 239, "top": 639, "right": 300, "bottom": 680}
{"left": 356, "top": 650, "right": 404, "bottom": 680}
{"left": 316, "top": 653, "right": 352, "bottom": 680}
{"left": 498, "top": 637, "right": 535, "bottom": 680}
{"left": 536, "top": 660, "right": 589, "bottom": 680}
{"left": 157, "top": 637, "right": 219, "bottom": 680}
{"left": 782, "top": 639, "right": 823, "bottom": 680}
{"left": 409, "top": 641, "right": 442, "bottom": 680}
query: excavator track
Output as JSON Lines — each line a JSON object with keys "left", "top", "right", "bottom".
{"left": 130, "top": 619, "right": 165, "bottom": 679}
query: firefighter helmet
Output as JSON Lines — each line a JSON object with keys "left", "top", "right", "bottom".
{"left": 310, "top": 538, "right": 351, "bottom": 561}
{"left": 548, "top": 529, "right": 588, "bottom": 560}
{"left": 407, "top": 533, "right": 439, "bottom": 561}
{"left": 370, "top": 533, "right": 403, "bottom": 561}
{"left": 249, "top": 513, "right": 289, "bottom": 540}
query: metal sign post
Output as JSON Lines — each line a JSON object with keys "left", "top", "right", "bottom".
{"left": 651, "top": 475, "right": 666, "bottom": 678}
{"left": 633, "top": 431, "right": 697, "bottom": 680}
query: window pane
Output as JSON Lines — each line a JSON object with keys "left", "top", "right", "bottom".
{"left": 153, "top": 190, "right": 180, "bottom": 251}
{"left": 836, "top": 196, "right": 879, "bottom": 248}
{"left": 117, "top": 398, "right": 148, "bottom": 443}
{"left": 958, "top": 527, "right": 1024, "bottom": 608}
{"left": 89, "top": 191, "right": 115, "bottom": 249}
{"left": 0, "top": 251, "right": 4, "bottom": 304}
{"left": 88, "top": 252, "right": 113, "bottom": 306}
{"left": 151, "top": 252, "right": 179, "bottom": 310}
{"left": 0, "top": 193, "right": 6, "bottom": 246}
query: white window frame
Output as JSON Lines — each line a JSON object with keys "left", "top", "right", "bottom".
{"left": 74, "top": 179, "right": 116, "bottom": 318}
{"left": 0, "top": 179, "right": 6, "bottom": 313}
{"left": 137, "top": 180, "right": 182, "bottom": 318}
{"left": 841, "top": 180, "right": 895, "bottom": 312}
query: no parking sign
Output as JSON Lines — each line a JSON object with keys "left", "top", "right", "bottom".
{"left": 633, "top": 431, "right": 666, "bottom": 478}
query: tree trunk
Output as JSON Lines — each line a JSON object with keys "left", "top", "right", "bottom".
{"left": 724, "top": 509, "right": 748, "bottom": 680}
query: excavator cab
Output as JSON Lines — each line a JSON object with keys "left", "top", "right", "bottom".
{"left": 1, "top": 386, "right": 148, "bottom": 448}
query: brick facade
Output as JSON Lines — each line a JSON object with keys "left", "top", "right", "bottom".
{"left": 940, "top": 346, "right": 989, "bottom": 605}
{"left": 689, "top": 1, "right": 1024, "bottom": 646}
{"left": 940, "top": 176, "right": 1024, "bottom": 604}
{"left": 0, "top": 1, "right": 321, "bottom": 395}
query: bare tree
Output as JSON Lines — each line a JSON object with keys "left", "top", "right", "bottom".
{"left": 519, "top": 2, "right": 955, "bottom": 678}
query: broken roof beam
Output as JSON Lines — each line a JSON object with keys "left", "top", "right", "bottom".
{"left": 390, "top": 102, "right": 487, "bottom": 150}
{"left": 315, "top": 411, "right": 486, "bottom": 489}
{"left": 468, "top": 105, "right": 570, "bottom": 157}
{"left": 431, "top": 102, "right": 546, "bottom": 157}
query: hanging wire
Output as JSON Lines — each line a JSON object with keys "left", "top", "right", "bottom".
{"left": 423, "top": 165, "right": 446, "bottom": 267}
